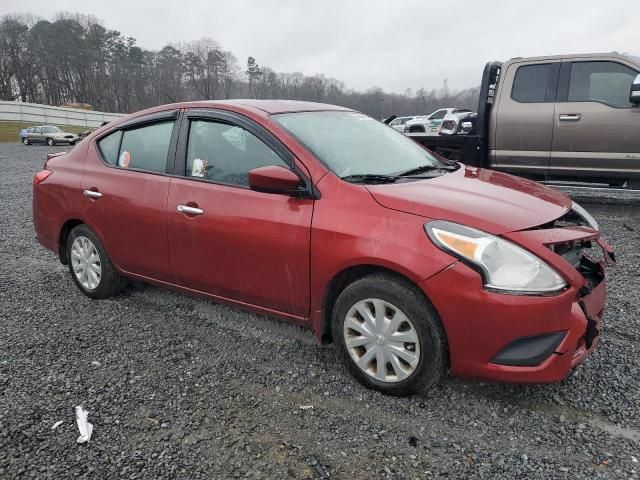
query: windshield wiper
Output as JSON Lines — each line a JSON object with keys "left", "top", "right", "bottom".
{"left": 396, "top": 163, "right": 457, "bottom": 177}
{"left": 341, "top": 173, "right": 400, "bottom": 184}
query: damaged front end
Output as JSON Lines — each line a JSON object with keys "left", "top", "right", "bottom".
{"left": 506, "top": 203, "right": 615, "bottom": 366}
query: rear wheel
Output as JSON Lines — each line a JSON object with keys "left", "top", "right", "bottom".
{"left": 46, "top": 138, "right": 55, "bottom": 146}
{"left": 332, "top": 273, "right": 448, "bottom": 396}
{"left": 66, "top": 224, "right": 127, "bottom": 299}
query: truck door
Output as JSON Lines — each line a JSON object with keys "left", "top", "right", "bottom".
{"left": 492, "top": 61, "right": 560, "bottom": 178}
{"left": 551, "top": 59, "right": 640, "bottom": 183}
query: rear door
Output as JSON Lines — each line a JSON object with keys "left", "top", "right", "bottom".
{"left": 166, "top": 109, "right": 313, "bottom": 317}
{"left": 33, "top": 127, "right": 44, "bottom": 143}
{"left": 551, "top": 59, "right": 640, "bottom": 180}
{"left": 81, "top": 110, "right": 179, "bottom": 280}
{"left": 492, "top": 61, "right": 560, "bottom": 177}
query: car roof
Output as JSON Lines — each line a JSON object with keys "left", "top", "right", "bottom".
{"left": 200, "top": 99, "right": 353, "bottom": 114}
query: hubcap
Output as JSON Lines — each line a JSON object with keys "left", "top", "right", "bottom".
{"left": 70, "top": 236, "right": 102, "bottom": 290}
{"left": 343, "top": 299, "right": 420, "bottom": 383}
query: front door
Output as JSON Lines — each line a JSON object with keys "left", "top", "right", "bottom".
{"left": 492, "top": 61, "right": 560, "bottom": 177}
{"left": 81, "top": 112, "right": 178, "bottom": 280}
{"left": 166, "top": 110, "right": 313, "bottom": 317}
{"left": 551, "top": 59, "right": 640, "bottom": 180}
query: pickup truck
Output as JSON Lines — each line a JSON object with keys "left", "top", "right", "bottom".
{"left": 403, "top": 53, "right": 640, "bottom": 188}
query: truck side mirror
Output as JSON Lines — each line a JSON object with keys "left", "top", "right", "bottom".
{"left": 630, "top": 74, "right": 640, "bottom": 105}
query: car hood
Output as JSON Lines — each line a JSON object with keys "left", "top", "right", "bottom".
{"left": 365, "top": 166, "right": 572, "bottom": 235}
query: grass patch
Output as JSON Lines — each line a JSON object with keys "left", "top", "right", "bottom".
{"left": 0, "top": 121, "right": 88, "bottom": 143}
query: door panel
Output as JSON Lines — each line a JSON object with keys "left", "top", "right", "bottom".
{"left": 81, "top": 149, "right": 172, "bottom": 280}
{"left": 551, "top": 60, "right": 640, "bottom": 178}
{"left": 80, "top": 118, "right": 178, "bottom": 280}
{"left": 167, "top": 178, "right": 313, "bottom": 316}
{"left": 492, "top": 61, "right": 560, "bottom": 177}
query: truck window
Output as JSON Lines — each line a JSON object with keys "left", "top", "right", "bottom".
{"left": 567, "top": 61, "right": 637, "bottom": 108}
{"left": 512, "top": 64, "right": 554, "bottom": 103}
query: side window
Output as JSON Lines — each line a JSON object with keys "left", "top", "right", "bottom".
{"left": 429, "top": 110, "right": 447, "bottom": 120}
{"left": 567, "top": 61, "right": 637, "bottom": 108}
{"left": 118, "top": 121, "right": 174, "bottom": 172}
{"left": 185, "top": 120, "right": 288, "bottom": 186}
{"left": 512, "top": 63, "right": 553, "bottom": 103}
{"left": 27, "top": 127, "right": 34, "bottom": 133}
{"left": 97, "top": 130, "right": 123, "bottom": 166}
{"left": 389, "top": 119, "right": 401, "bottom": 126}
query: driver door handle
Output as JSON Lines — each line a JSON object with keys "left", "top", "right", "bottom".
{"left": 559, "top": 114, "right": 581, "bottom": 122}
{"left": 83, "top": 189, "right": 102, "bottom": 198}
{"left": 177, "top": 204, "right": 204, "bottom": 216}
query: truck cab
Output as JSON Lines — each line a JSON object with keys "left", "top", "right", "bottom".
{"left": 490, "top": 53, "right": 640, "bottom": 186}
{"left": 406, "top": 53, "right": 640, "bottom": 188}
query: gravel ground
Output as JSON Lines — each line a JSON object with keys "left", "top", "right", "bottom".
{"left": 1, "top": 142, "right": 639, "bottom": 479}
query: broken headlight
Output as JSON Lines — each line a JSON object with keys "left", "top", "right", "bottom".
{"left": 425, "top": 220, "right": 567, "bottom": 295}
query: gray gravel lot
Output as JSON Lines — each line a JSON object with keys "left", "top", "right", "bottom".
{"left": 1, "top": 142, "right": 639, "bottom": 479}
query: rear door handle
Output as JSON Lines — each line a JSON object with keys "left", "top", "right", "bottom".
{"left": 559, "top": 114, "right": 581, "bottom": 122}
{"left": 83, "top": 189, "right": 102, "bottom": 198}
{"left": 177, "top": 204, "right": 204, "bottom": 216}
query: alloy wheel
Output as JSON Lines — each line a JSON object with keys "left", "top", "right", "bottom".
{"left": 70, "top": 236, "right": 102, "bottom": 290}
{"left": 343, "top": 298, "right": 420, "bottom": 383}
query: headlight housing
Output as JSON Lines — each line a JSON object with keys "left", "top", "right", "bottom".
{"left": 425, "top": 220, "right": 567, "bottom": 295}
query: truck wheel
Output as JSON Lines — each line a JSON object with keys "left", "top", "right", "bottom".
{"left": 22, "top": 137, "right": 30, "bottom": 145}
{"left": 332, "top": 273, "right": 448, "bottom": 396}
{"left": 46, "top": 138, "right": 55, "bottom": 146}
{"left": 66, "top": 224, "right": 127, "bottom": 299}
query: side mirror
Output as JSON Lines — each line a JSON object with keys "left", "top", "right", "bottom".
{"left": 631, "top": 74, "right": 640, "bottom": 105}
{"left": 248, "top": 165, "right": 302, "bottom": 195}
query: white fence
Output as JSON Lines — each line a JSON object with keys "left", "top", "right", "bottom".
{"left": 0, "top": 101, "right": 123, "bottom": 128}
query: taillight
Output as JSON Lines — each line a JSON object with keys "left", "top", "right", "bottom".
{"left": 33, "top": 170, "right": 52, "bottom": 186}
{"left": 441, "top": 120, "right": 455, "bottom": 131}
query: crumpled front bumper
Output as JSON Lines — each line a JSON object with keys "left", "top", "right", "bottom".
{"left": 420, "top": 226, "right": 614, "bottom": 383}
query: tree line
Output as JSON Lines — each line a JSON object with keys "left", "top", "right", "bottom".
{"left": 0, "top": 12, "right": 480, "bottom": 117}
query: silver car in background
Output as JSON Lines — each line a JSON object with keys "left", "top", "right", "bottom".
{"left": 22, "top": 126, "right": 78, "bottom": 146}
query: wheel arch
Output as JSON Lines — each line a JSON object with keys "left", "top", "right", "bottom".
{"left": 320, "top": 264, "right": 447, "bottom": 351}
{"left": 58, "top": 219, "right": 85, "bottom": 264}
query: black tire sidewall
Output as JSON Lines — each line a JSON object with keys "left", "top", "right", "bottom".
{"left": 332, "top": 274, "right": 447, "bottom": 396}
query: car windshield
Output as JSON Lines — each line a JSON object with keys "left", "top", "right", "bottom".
{"left": 42, "top": 127, "right": 61, "bottom": 133}
{"left": 273, "top": 111, "right": 447, "bottom": 178}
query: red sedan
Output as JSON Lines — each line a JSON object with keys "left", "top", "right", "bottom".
{"left": 32, "top": 100, "right": 614, "bottom": 396}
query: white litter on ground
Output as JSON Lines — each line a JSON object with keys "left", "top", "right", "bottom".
{"left": 299, "top": 405, "right": 314, "bottom": 410}
{"left": 75, "top": 406, "right": 93, "bottom": 444}
{"left": 51, "top": 421, "right": 63, "bottom": 430}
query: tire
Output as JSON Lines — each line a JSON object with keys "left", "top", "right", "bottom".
{"left": 66, "top": 224, "right": 127, "bottom": 299}
{"left": 22, "top": 137, "right": 30, "bottom": 145}
{"left": 332, "top": 273, "right": 448, "bottom": 396}
{"left": 46, "top": 138, "right": 55, "bottom": 146}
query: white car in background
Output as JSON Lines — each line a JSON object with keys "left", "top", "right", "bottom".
{"left": 404, "top": 108, "right": 471, "bottom": 135}
{"left": 387, "top": 116, "right": 419, "bottom": 131}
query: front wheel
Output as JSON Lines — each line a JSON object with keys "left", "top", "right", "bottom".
{"left": 22, "top": 137, "right": 30, "bottom": 145}
{"left": 332, "top": 273, "right": 448, "bottom": 396}
{"left": 46, "top": 138, "right": 55, "bottom": 146}
{"left": 66, "top": 224, "right": 127, "bottom": 299}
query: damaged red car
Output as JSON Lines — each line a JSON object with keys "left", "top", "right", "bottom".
{"left": 32, "top": 100, "right": 614, "bottom": 396}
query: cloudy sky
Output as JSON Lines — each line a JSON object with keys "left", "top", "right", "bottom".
{"left": 2, "top": 0, "right": 637, "bottom": 93}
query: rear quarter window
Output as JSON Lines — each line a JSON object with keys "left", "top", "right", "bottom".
{"left": 97, "top": 130, "right": 123, "bottom": 166}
